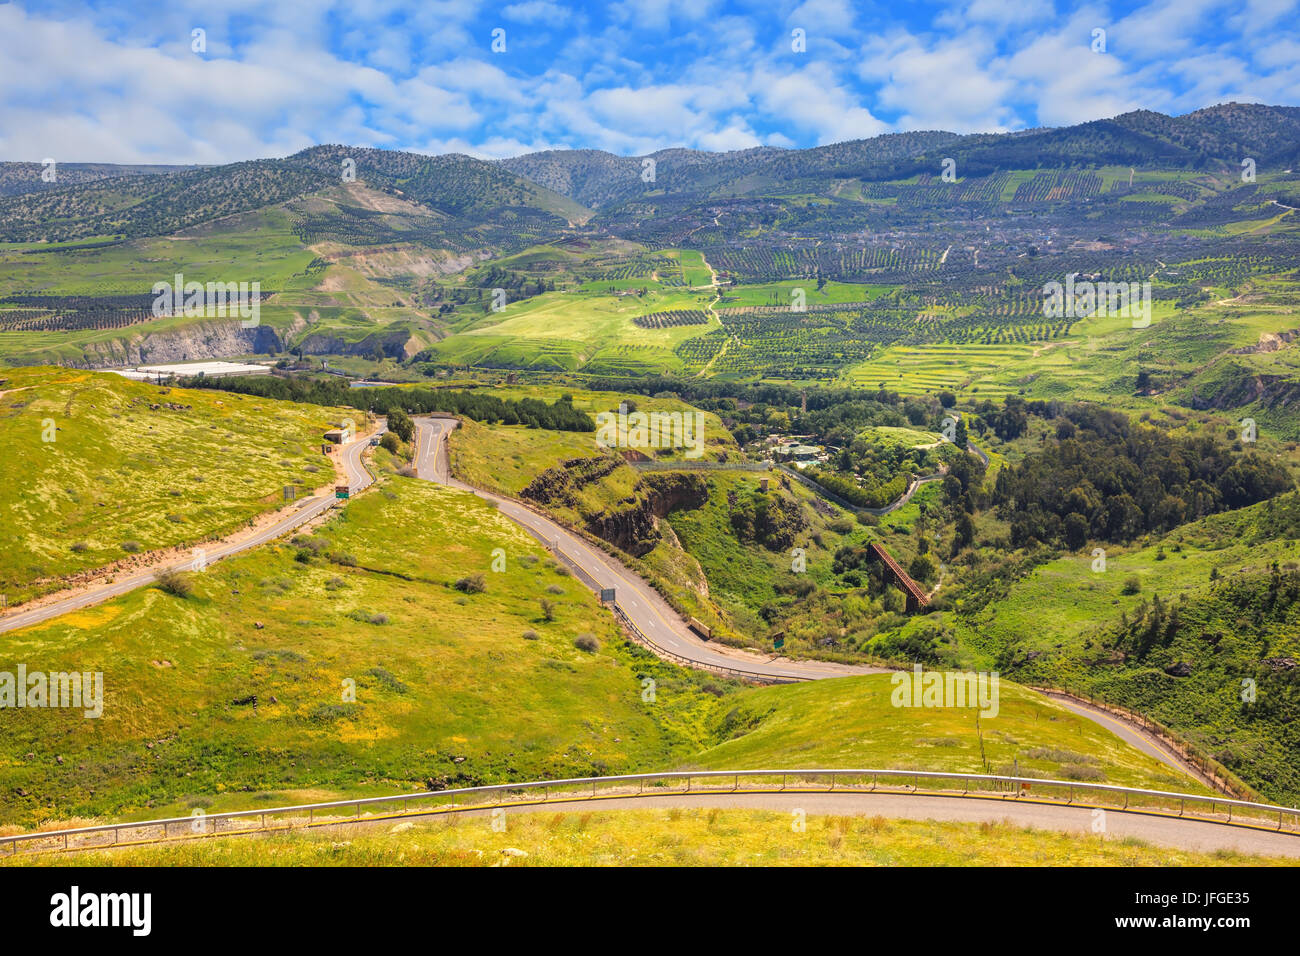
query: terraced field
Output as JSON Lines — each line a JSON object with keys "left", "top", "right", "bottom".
{"left": 843, "top": 343, "right": 1041, "bottom": 396}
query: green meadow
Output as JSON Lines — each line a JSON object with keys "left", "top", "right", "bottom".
{"left": 0, "top": 367, "right": 352, "bottom": 602}
{"left": 0, "top": 475, "right": 728, "bottom": 827}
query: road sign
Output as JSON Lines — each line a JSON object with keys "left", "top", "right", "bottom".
{"left": 335, "top": 485, "right": 350, "bottom": 499}
{"left": 599, "top": 588, "right": 615, "bottom": 603}
{"left": 773, "top": 632, "right": 785, "bottom": 650}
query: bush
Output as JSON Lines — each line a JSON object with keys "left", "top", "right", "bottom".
{"left": 1059, "top": 763, "right": 1106, "bottom": 782}
{"left": 379, "top": 432, "right": 401, "bottom": 454}
{"left": 522, "top": 629, "right": 539, "bottom": 640}
{"left": 454, "top": 573, "right": 486, "bottom": 594}
{"left": 70, "top": 542, "right": 89, "bottom": 553}
{"left": 908, "top": 554, "right": 937, "bottom": 584}
{"left": 540, "top": 598, "right": 556, "bottom": 622}
{"left": 574, "top": 633, "right": 599, "bottom": 653}
{"left": 121, "top": 540, "right": 142, "bottom": 554}
{"left": 386, "top": 407, "right": 415, "bottom": 443}
{"left": 155, "top": 570, "right": 193, "bottom": 599}
{"left": 1122, "top": 576, "right": 1141, "bottom": 595}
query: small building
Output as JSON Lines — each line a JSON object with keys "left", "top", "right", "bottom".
{"left": 323, "top": 429, "right": 346, "bottom": 445}
{"left": 775, "top": 443, "right": 820, "bottom": 463}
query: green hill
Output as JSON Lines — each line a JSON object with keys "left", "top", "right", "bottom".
{"left": 0, "top": 367, "right": 356, "bottom": 603}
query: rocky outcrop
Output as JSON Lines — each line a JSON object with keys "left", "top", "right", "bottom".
{"left": 295, "top": 327, "right": 420, "bottom": 359}
{"left": 521, "top": 456, "right": 623, "bottom": 507}
{"left": 18, "top": 319, "right": 284, "bottom": 369}
{"left": 1229, "top": 329, "right": 1299, "bottom": 354}
{"left": 584, "top": 472, "right": 708, "bottom": 557}
{"left": 1186, "top": 366, "right": 1300, "bottom": 413}
{"left": 522, "top": 458, "right": 708, "bottom": 556}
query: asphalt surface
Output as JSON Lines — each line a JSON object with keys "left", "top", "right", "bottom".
{"left": 0, "top": 417, "right": 1237, "bottom": 793}
{"left": 1036, "top": 690, "right": 1218, "bottom": 790}
{"left": 3, "top": 417, "right": 1289, "bottom": 858}
{"left": 439, "top": 790, "right": 1300, "bottom": 859}
{"left": 0, "top": 429, "right": 378, "bottom": 635}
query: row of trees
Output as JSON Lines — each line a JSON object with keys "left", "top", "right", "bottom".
{"left": 178, "top": 375, "right": 595, "bottom": 433}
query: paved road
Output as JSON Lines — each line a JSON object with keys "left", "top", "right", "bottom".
{"left": 440, "top": 790, "right": 1300, "bottom": 859}
{"left": 1037, "top": 690, "right": 1219, "bottom": 791}
{"left": 413, "top": 417, "right": 879, "bottom": 682}
{"left": 0, "top": 416, "right": 1224, "bottom": 789}
{"left": 0, "top": 430, "right": 378, "bottom": 635}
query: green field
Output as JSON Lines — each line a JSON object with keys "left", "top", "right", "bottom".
{"left": 0, "top": 367, "right": 353, "bottom": 602}
{"left": 0, "top": 473, "right": 730, "bottom": 827}
{"left": 691, "top": 674, "right": 1203, "bottom": 793}
{"left": 717, "top": 280, "right": 890, "bottom": 309}
{"left": 0, "top": 445, "right": 1207, "bottom": 833}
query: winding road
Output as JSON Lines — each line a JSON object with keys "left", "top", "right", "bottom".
{"left": 0, "top": 415, "right": 1241, "bottom": 799}
{"left": 447, "top": 790, "right": 1300, "bottom": 859}
{"left": 0, "top": 415, "right": 1289, "bottom": 857}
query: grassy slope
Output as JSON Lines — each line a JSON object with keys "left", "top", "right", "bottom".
{"left": 6, "top": 810, "right": 1282, "bottom": 866}
{"left": 0, "top": 474, "right": 727, "bottom": 827}
{"left": 0, "top": 367, "right": 353, "bottom": 602}
{"left": 0, "top": 434, "right": 1207, "bottom": 833}
{"left": 690, "top": 674, "right": 1203, "bottom": 793}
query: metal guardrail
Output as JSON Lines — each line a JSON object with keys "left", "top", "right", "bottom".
{"left": 4, "top": 768, "right": 1297, "bottom": 858}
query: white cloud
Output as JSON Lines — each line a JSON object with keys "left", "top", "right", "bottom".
{"left": 502, "top": 1, "right": 572, "bottom": 23}
{"left": 755, "top": 63, "right": 889, "bottom": 143}
{"left": 1, "top": 0, "right": 1298, "bottom": 164}
{"left": 861, "top": 33, "right": 1019, "bottom": 131}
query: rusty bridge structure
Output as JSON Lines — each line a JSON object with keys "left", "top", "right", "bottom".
{"left": 867, "top": 542, "right": 930, "bottom": 612}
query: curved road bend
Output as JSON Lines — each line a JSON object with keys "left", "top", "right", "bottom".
{"left": 0, "top": 418, "right": 1235, "bottom": 795}
{"left": 0, "top": 432, "right": 379, "bottom": 636}
{"left": 1035, "top": 690, "right": 1219, "bottom": 791}
{"left": 413, "top": 417, "right": 878, "bottom": 682}
{"left": 413, "top": 417, "right": 1237, "bottom": 788}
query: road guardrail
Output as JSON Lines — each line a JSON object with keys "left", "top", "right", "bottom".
{"left": 4, "top": 768, "right": 1297, "bottom": 858}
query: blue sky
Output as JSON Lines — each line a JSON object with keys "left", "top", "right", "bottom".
{"left": 1, "top": 0, "right": 1297, "bottom": 164}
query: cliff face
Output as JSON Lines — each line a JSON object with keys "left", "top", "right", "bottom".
{"left": 521, "top": 456, "right": 623, "bottom": 507}
{"left": 16, "top": 315, "right": 427, "bottom": 369}
{"left": 521, "top": 457, "right": 709, "bottom": 557}
{"left": 584, "top": 472, "right": 709, "bottom": 557}
{"left": 65, "top": 320, "right": 284, "bottom": 368}
{"left": 295, "top": 327, "right": 422, "bottom": 359}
